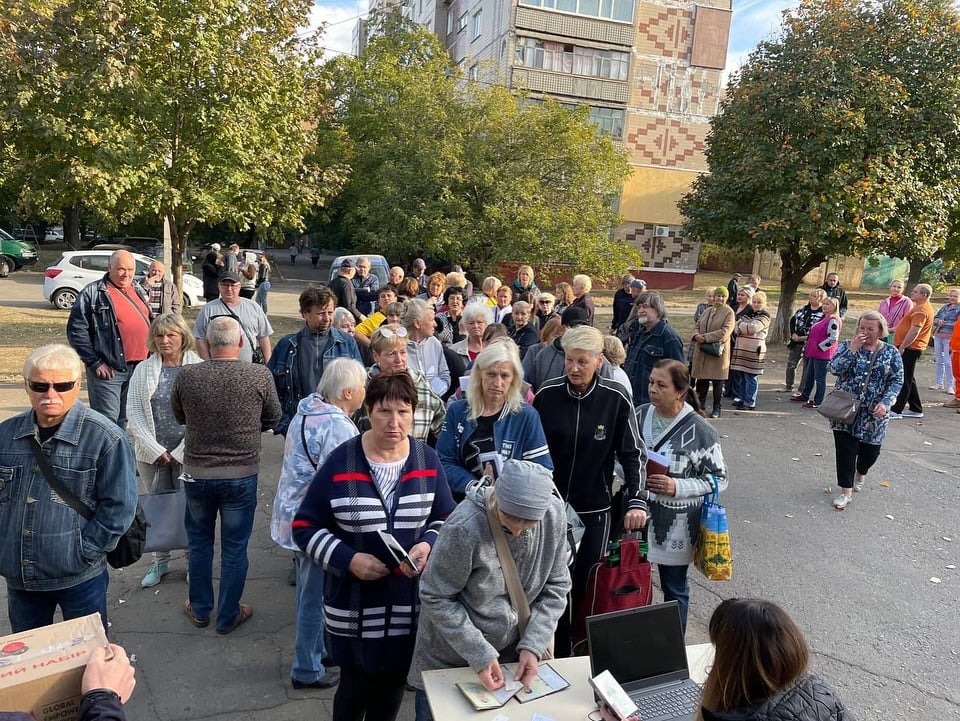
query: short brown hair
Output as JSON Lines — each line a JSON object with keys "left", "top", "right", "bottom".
{"left": 299, "top": 285, "right": 335, "bottom": 313}
{"left": 364, "top": 371, "right": 418, "bottom": 414}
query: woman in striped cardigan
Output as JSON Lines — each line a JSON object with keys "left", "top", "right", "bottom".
{"left": 729, "top": 291, "right": 771, "bottom": 410}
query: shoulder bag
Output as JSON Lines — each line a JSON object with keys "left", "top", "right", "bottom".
{"left": 485, "top": 488, "right": 554, "bottom": 660}
{"left": 139, "top": 467, "right": 188, "bottom": 553}
{"left": 699, "top": 340, "right": 724, "bottom": 357}
{"left": 29, "top": 439, "right": 146, "bottom": 569}
{"left": 817, "top": 345, "right": 882, "bottom": 424}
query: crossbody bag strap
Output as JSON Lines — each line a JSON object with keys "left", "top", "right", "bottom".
{"left": 300, "top": 420, "right": 318, "bottom": 470}
{"left": 219, "top": 300, "right": 258, "bottom": 350}
{"left": 857, "top": 345, "right": 883, "bottom": 397}
{"left": 111, "top": 281, "right": 151, "bottom": 327}
{"left": 29, "top": 438, "right": 94, "bottom": 520}
{"left": 485, "top": 488, "right": 532, "bottom": 635}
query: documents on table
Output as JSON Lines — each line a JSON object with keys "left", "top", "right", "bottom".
{"left": 455, "top": 663, "right": 570, "bottom": 711}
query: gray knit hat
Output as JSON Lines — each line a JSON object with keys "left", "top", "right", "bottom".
{"left": 495, "top": 460, "right": 556, "bottom": 521}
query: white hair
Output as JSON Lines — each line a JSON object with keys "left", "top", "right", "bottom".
{"left": 317, "top": 358, "right": 367, "bottom": 401}
{"left": 207, "top": 316, "right": 242, "bottom": 347}
{"left": 24, "top": 344, "right": 83, "bottom": 378}
{"left": 561, "top": 325, "right": 604, "bottom": 355}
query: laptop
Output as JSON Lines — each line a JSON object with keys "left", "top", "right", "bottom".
{"left": 586, "top": 601, "right": 701, "bottom": 721}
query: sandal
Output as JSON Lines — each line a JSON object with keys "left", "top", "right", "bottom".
{"left": 183, "top": 600, "right": 210, "bottom": 628}
{"left": 217, "top": 603, "right": 253, "bottom": 635}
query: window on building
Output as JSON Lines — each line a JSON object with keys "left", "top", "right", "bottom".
{"left": 468, "top": 64, "right": 479, "bottom": 80}
{"left": 588, "top": 106, "right": 625, "bottom": 140}
{"left": 515, "top": 37, "right": 629, "bottom": 81}
{"left": 518, "top": 0, "right": 635, "bottom": 22}
{"left": 447, "top": 10, "right": 455, "bottom": 35}
{"left": 457, "top": 11, "right": 468, "bottom": 33}
{"left": 471, "top": 9, "right": 482, "bottom": 39}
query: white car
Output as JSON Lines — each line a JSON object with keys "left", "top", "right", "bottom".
{"left": 43, "top": 250, "right": 205, "bottom": 310}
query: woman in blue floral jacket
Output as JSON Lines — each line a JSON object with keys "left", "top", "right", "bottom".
{"left": 827, "top": 311, "right": 903, "bottom": 510}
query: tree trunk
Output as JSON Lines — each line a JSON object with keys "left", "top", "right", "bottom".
{"left": 771, "top": 249, "right": 827, "bottom": 344}
{"left": 62, "top": 206, "right": 81, "bottom": 248}
{"left": 906, "top": 257, "right": 928, "bottom": 286}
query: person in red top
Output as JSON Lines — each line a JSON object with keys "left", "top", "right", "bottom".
{"left": 889, "top": 283, "right": 935, "bottom": 419}
{"left": 948, "top": 319, "right": 960, "bottom": 411}
{"left": 67, "top": 250, "right": 153, "bottom": 429}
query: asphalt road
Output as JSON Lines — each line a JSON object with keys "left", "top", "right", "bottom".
{"left": 1, "top": 270, "right": 958, "bottom": 720}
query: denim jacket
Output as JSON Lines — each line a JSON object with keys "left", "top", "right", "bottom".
{"left": 0, "top": 403, "right": 138, "bottom": 591}
{"left": 624, "top": 319, "right": 685, "bottom": 404}
{"left": 67, "top": 275, "right": 152, "bottom": 372}
{"left": 267, "top": 328, "right": 362, "bottom": 436}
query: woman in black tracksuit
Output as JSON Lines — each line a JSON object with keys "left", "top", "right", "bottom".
{"left": 533, "top": 325, "right": 647, "bottom": 656}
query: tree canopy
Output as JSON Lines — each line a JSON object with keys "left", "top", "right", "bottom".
{"left": 1, "top": 0, "right": 345, "bottom": 285}
{"left": 316, "top": 14, "right": 636, "bottom": 276}
{"left": 679, "top": 0, "right": 960, "bottom": 339}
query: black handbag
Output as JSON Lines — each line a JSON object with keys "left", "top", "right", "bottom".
{"left": 30, "top": 440, "right": 146, "bottom": 569}
{"left": 700, "top": 341, "right": 724, "bottom": 357}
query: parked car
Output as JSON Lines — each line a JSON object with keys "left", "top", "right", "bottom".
{"left": 92, "top": 236, "right": 163, "bottom": 257}
{"left": 326, "top": 254, "right": 390, "bottom": 285}
{"left": 43, "top": 250, "right": 205, "bottom": 310}
{"left": 0, "top": 228, "right": 39, "bottom": 277}
{"left": 45, "top": 226, "right": 65, "bottom": 243}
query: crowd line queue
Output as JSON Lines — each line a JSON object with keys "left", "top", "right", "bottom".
{"left": 4, "top": 250, "right": 954, "bottom": 721}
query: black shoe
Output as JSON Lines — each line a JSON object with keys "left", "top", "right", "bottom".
{"left": 292, "top": 671, "right": 340, "bottom": 690}
{"left": 710, "top": 405, "right": 721, "bottom": 418}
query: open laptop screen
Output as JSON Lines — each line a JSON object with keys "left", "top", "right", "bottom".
{"left": 587, "top": 602, "right": 689, "bottom": 688}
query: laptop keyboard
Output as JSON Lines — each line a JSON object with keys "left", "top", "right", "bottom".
{"left": 631, "top": 683, "right": 700, "bottom": 720}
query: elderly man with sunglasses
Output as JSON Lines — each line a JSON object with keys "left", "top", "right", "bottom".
{"left": 0, "top": 344, "right": 137, "bottom": 632}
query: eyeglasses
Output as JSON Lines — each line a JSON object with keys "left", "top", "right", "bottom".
{"left": 27, "top": 379, "right": 79, "bottom": 393}
{"left": 377, "top": 326, "right": 408, "bottom": 339}
{"left": 538, "top": 301, "right": 553, "bottom": 305}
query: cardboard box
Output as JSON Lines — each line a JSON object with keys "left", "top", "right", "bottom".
{"left": 0, "top": 613, "right": 108, "bottom": 720}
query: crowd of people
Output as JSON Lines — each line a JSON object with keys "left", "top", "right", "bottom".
{"left": 2, "top": 247, "right": 954, "bottom": 720}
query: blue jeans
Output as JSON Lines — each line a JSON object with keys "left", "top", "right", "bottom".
{"left": 6, "top": 568, "right": 109, "bottom": 633}
{"left": 85, "top": 365, "right": 134, "bottom": 428}
{"left": 658, "top": 564, "right": 690, "bottom": 636}
{"left": 255, "top": 281, "right": 270, "bottom": 315}
{"left": 740, "top": 373, "right": 759, "bottom": 407}
{"left": 292, "top": 551, "right": 328, "bottom": 683}
{"left": 184, "top": 474, "right": 258, "bottom": 631}
{"left": 800, "top": 358, "right": 829, "bottom": 404}
{"left": 415, "top": 689, "right": 433, "bottom": 721}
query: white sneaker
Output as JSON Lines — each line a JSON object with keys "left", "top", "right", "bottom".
{"left": 853, "top": 473, "right": 865, "bottom": 492}
{"left": 928, "top": 383, "right": 943, "bottom": 390}
{"left": 902, "top": 409, "right": 924, "bottom": 418}
{"left": 947, "top": 388, "right": 956, "bottom": 395}
{"left": 833, "top": 494, "right": 851, "bottom": 510}
{"left": 888, "top": 412, "right": 903, "bottom": 419}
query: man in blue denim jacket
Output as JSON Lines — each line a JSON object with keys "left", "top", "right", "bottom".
{"left": 0, "top": 344, "right": 137, "bottom": 632}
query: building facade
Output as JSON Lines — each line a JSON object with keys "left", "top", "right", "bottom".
{"left": 356, "top": 0, "right": 730, "bottom": 287}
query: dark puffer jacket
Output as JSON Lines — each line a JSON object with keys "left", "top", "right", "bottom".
{"left": 701, "top": 674, "right": 854, "bottom": 721}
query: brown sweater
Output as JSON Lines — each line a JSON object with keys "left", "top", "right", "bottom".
{"left": 171, "top": 358, "right": 281, "bottom": 479}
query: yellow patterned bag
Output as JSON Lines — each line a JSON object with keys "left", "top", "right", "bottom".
{"left": 694, "top": 474, "right": 732, "bottom": 581}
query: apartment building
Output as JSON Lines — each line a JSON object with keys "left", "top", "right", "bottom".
{"left": 356, "top": 0, "right": 731, "bottom": 286}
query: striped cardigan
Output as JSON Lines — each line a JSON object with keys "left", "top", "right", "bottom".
{"left": 293, "top": 435, "right": 456, "bottom": 673}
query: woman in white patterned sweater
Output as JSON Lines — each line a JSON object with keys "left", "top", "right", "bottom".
{"left": 636, "top": 359, "right": 728, "bottom": 635}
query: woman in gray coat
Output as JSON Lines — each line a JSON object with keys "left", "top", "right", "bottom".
{"left": 408, "top": 460, "right": 571, "bottom": 721}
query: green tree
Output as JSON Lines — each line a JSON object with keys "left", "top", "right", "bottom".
{"left": 1, "top": 0, "right": 344, "bottom": 288}
{"left": 679, "top": 0, "right": 960, "bottom": 341}
{"left": 318, "top": 13, "right": 635, "bottom": 276}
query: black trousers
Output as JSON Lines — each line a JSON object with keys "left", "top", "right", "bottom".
{"left": 555, "top": 508, "right": 611, "bottom": 657}
{"left": 892, "top": 348, "right": 923, "bottom": 413}
{"left": 332, "top": 666, "right": 407, "bottom": 721}
{"left": 833, "top": 430, "right": 882, "bottom": 489}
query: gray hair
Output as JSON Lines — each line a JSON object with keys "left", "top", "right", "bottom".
{"left": 317, "top": 358, "right": 367, "bottom": 401}
{"left": 635, "top": 291, "right": 667, "bottom": 321}
{"left": 207, "top": 316, "right": 242, "bottom": 348}
{"left": 561, "top": 325, "right": 604, "bottom": 355}
{"left": 466, "top": 339, "right": 524, "bottom": 420}
{"left": 572, "top": 274, "right": 593, "bottom": 293}
{"left": 401, "top": 298, "right": 430, "bottom": 329}
{"left": 858, "top": 309, "right": 889, "bottom": 338}
{"left": 24, "top": 344, "right": 83, "bottom": 379}
{"left": 512, "top": 300, "right": 531, "bottom": 314}
{"left": 332, "top": 307, "right": 354, "bottom": 328}
{"left": 913, "top": 283, "right": 932, "bottom": 298}
{"left": 461, "top": 302, "right": 493, "bottom": 325}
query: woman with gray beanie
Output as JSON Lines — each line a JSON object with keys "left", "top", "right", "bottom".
{"left": 408, "top": 459, "right": 571, "bottom": 721}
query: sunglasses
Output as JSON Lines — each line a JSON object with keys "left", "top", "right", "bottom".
{"left": 27, "top": 379, "right": 79, "bottom": 393}
{"left": 377, "top": 326, "right": 408, "bottom": 339}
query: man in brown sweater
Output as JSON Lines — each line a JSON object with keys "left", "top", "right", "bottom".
{"left": 171, "top": 316, "right": 281, "bottom": 635}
